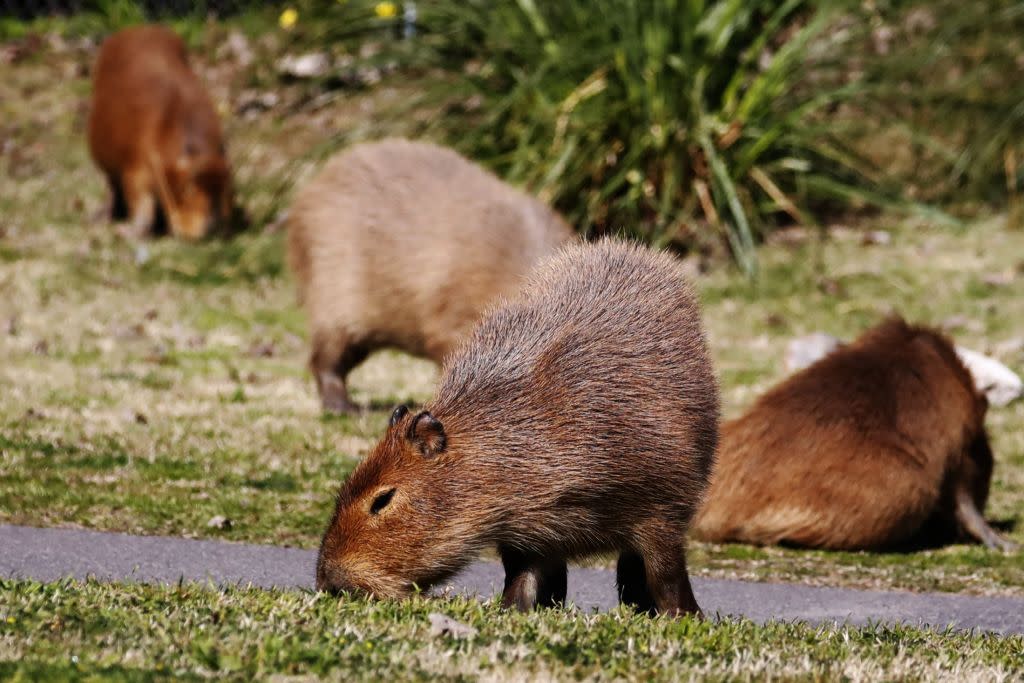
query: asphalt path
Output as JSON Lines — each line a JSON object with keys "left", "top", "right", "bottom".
{"left": 3, "top": 524, "right": 1022, "bottom": 635}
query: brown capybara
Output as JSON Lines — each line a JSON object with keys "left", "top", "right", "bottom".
{"left": 88, "top": 25, "right": 235, "bottom": 241}
{"left": 693, "top": 317, "right": 1017, "bottom": 552}
{"left": 287, "top": 138, "right": 574, "bottom": 414}
{"left": 316, "top": 239, "right": 719, "bottom": 616}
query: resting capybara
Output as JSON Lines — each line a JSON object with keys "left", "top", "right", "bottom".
{"left": 287, "top": 138, "right": 574, "bottom": 413}
{"left": 316, "top": 239, "right": 719, "bottom": 616}
{"left": 88, "top": 25, "right": 234, "bottom": 240}
{"left": 693, "top": 317, "right": 1017, "bottom": 552}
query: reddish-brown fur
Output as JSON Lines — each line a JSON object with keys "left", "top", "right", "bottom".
{"left": 316, "top": 239, "right": 719, "bottom": 616}
{"left": 287, "top": 138, "right": 574, "bottom": 413}
{"left": 88, "top": 25, "right": 235, "bottom": 241}
{"left": 693, "top": 318, "right": 1016, "bottom": 552}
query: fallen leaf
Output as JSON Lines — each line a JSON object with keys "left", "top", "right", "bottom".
{"left": 207, "top": 516, "right": 232, "bottom": 530}
{"left": 428, "top": 612, "right": 477, "bottom": 640}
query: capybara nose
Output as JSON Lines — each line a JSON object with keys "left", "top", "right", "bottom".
{"left": 315, "top": 563, "right": 351, "bottom": 595}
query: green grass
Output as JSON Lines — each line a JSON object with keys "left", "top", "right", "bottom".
{"left": 1, "top": 578, "right": 1022, "bottom": 680}
{"left": 1, "top": 21, "right": 1023, "bottom": 596}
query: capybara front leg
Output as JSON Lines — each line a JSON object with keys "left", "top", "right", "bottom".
{"left": 121, "top": 168, "right": 156, "bottom": 238}
{"left": 616, "top": 551, "right": 656, "bottom": 615}
{"left": 499, "top": 546, "right": 567, "bottom": 611}
{"left": 641, "top": 544, "right": 702, "bottom": 618}
{"left": 955, "top": 485, "right": 1018, "bottom": 552}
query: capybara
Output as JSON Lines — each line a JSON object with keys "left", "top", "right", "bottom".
{"left": 88, "top": 25, "right": 235, "bottom": 240}
{"left": 287, "top": 138, "right": 574, "bottom": 413}
{"left": 693, "top": 317, "right": 1017, "bottom": 552}
{"left": 316, "top": 239, "right": 719, "bottom": 616}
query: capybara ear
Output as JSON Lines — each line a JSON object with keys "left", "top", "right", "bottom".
{"left": 408, "top": 411, "right": 446, "bottom": 457}
{"left": 389, "top": 404, "right": 410, "bottom": 427}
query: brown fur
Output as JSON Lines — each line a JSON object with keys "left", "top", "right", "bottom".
{"left": 693, "top": 317, "right": 1016, "bottom": 552}
{"left": 316, "top": 239, "right": 719, "bottom": 616}
{"left": 288, "top": 137, "right": 577, "bottom": 411}
{"left": 88, "top": 25, "right": 235, "bottom": 241}
{"left": 287, "top": 138, "right": 574, "bottom": 413}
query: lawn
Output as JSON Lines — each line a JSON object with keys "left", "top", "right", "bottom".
{"left": 2, "top": 579, "right": 1023, "bottom": 681}
{"left": 1, "top": 10, "right": 1023, "bottom": 680}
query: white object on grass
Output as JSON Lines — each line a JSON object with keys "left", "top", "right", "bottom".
{"left": 955, "top": 346, "right": 1024, "bottom": 407}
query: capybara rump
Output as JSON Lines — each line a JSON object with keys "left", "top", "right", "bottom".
{"left": 693, "top": 317, "right": 1016, "bottom": 552}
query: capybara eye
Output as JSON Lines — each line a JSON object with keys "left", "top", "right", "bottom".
{"left": 370, "top": 488, "right": 396, "bottom": 515}
{"left": 389, "top": 404, "right": 409, "bottom": 426}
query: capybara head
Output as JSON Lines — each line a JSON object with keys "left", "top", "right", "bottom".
{"left": 316, "top": 405, "right": 468, "bottom": 598}
{"left": 161, "top": 136, "right": 235, "bottom": 241}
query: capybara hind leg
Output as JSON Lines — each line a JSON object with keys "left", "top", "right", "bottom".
{"left": 616, "top": 551, "right": 656, "bottom": 615}
{"left": 955, "top": 485, "right": 1018, "bottom": 551}
{"left": 310, "top": 332, "right": 369, "bottom": 414}
{"left": 499, "top": 546, "right": 567, "bottom": 611}
{"left": 640, "top": 543, "right": 702, "bottom": 618}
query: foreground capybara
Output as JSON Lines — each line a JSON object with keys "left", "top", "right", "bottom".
{"left": 693, "top": 317, "right": 1017, "bottom": 552}
{"left": 287, "top": 138, "right": 574, "bottom": 413}
{"left": 316, "top": 239, "right": 719, "bottom": 616}
{"left": 88, "top": 25, "right": 235, "bottom": 240}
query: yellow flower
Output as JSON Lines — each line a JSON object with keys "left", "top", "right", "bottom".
{"left": 5, "top": 617, "right": 14, "bottom": 624}
{"left": 375, "top": 2, "right": 397, "bottom": 19}
{"left": 279, "top": 7, "right": 298, "bottom": 30}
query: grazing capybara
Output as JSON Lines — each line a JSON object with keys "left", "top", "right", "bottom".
{"left": 287, "top": 138, "right": 573, "bottom": 414}
{"left": 693, "top": 317, "right": 1017, "bottom": 552}
{"left": 316, "top": 239, "right": 719, "bottom": 616}
{"left": 88, "top": 25, "right": 235, "bottom": 241}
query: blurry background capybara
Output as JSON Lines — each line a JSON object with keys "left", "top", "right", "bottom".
{"left": 88, "top": 25, "right": 236, "bottom": 241}
{"left": 287, "top": 137, "right": 574, "bottom": 413}
{"left": 693, "top": 317, "right": 1017, "bottom": 552}
{"left": 316, "top": 239, "right": 719, "bottom": 616}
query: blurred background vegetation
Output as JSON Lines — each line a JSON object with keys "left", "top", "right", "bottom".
{"left": 2, "top": 0, "right": 1022, "bottom": 275}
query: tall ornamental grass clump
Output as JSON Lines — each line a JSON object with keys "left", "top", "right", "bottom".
{"left": 850, "top": 0, "right": 1024, "bottom": 215}
{"left": 419, "top": 0, "right": 883, "bottom": 275}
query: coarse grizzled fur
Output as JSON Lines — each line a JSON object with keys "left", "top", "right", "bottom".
{"left": 317, "top": 238, "right": 719, "bottom": 616}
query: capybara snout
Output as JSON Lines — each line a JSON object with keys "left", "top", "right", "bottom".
{"left": 316, "top": 404, "right": 457, "bottom": 599}
{"left": 162, "top": 148, "right": 234, "bottom": 240}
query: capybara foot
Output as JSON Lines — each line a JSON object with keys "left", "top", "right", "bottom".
{"left": 316, "top": 371, "right": 358, "bottom": 415}
{"left": 500, "top": 548, "right": 567, "bottom": 611}
{"left": 320, "top": 388, "right": 357, "bottom": 415}
{"left": 956, "top": 486, "right": 1019, "bottom": 552}
{"left": 115, "top": 221, "right": 152, "bottom": 242}
{"left": 639, "top": 546, "right": 702, "bottom": 618}
{"left": 988, "top": 536, "right": 1020, "bottom": 553}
